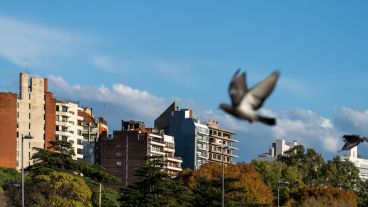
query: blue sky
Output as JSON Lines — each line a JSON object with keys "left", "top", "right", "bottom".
{"left": 1, "top": 1, "right": 368, "bottom": 161}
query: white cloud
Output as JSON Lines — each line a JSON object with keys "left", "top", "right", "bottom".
{"left": 48, "top": 75, "right": 167, "bottom": 124}
{"left": 270, "top": 109, "right": 341, "bottom": 153}
{"left": 47, "top": 74, "right": 368, "bottom": 160}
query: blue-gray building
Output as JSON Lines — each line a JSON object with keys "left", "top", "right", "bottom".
{"left": 155, "top": 102, "right": 210, "bottom": 169}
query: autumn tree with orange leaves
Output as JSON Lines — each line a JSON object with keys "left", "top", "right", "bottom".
{"left": 180, "top": 162, "right": 273, "bottom": 206}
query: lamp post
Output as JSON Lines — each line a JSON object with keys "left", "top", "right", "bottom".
{"left": 222, "top": 145, "right": 229, "bottom": 207}
{"left": 277, "top": 181, "right": 289, "bottom": 207}
{"left": 22, "top": 135, "right": 33, "bottom": 207}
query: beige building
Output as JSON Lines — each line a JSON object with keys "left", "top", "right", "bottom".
{"left": 207, "top": 120, "right": 238, "bottom": 164}
{"left": 16, "top": 73, "right": 56, "bottom": 170}
{"left": 163, "top": 134, "right": 183, "bottom": 176}
{"left": 56, "top": 99, "right": 84, "bottom": 160}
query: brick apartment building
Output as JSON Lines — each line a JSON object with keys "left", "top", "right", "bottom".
{"left": 95, "top": 120, "right": 182, "bottom": 188}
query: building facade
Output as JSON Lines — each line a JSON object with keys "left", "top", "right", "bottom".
{"left": 340, "top": 146, "right": 368, "bottom": 181}
{"left": 207, "top": 120, "right": 238, "bottom": 164}
{"left": 95, "top": 120, "right": 182, "bottom": 188}
{"left": 56, "top": 99, "right": 84, "bottom": 160}
{"left": 16, "top": 73, "right": 56, "bottom": 170}
{"left": 0, "top": 93, "right": 17, "bottom": 168}
{"left": 78, "top": 108, "right": 108, "bottom": 164}
{"left": 257, "top": 139, "right": 298, "bottom": 161}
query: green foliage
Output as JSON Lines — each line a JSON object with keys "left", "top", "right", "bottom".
{"left": 7, "top": 171, "right": 93, "bottom": 207}
{"left": 121, "top": 156, "right": 193, "bottom": 207}
{"left": 85, "top": 179, "right": 122, "bottom": 207}
{"left": 253, "top": 145, "right": 365, "bottom": 206}
{"left": 4, "top": 140, "right": 122, "bottom": 207}
{"left": 27, "top": 140, "right": 116, "bottom": 183}
{"left": 191, "top": 176, "right": 248, "bottom": 207}
{"left": 0, "top": 167, "right": 21, "bottom": 188}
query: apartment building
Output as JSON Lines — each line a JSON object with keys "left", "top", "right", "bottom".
{"left": 155, "top": 102, "right": 239, "bottom": 170}
{"left": 95, "top": 120, "right": 182, "bottom": 188}
{"left": 207, "top": 120, "right": 238, "bottom": 164}
{"left": 56, "top": 99, "right": 84, "bottom": 160}
{"left": 340, "top": 146, "right": 368, "bottom": 181}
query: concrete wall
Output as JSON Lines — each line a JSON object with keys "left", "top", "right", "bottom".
{"left": 17, "top": 74, "right": 46, "bottom": 169}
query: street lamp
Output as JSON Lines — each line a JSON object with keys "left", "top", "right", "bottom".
{"left": 22, "top": 135, "right": 33, "bottom": 207}
{"left": 277, "top": 181, "right": 289, "bottom": 207}
{"left": 222, "top": 145, "right": 229, "bottom": 207}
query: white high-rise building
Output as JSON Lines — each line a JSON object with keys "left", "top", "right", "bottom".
{"left": 16, "top": 73, "right": 56, "bottom": 170}
{"left": 340, "top": 146, "right": 368, "bottom": 181}
{"left": 56, "top": 100, "right": 84, "bottom": 160}
{"left": 257, "top": 139, "right": 299, "bottom": 161}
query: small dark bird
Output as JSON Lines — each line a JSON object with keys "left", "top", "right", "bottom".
{"left": 220, "top": 69, "right": 280, "bottom": 126}
{"left": 341, "top": 134, "right": 368, "bottom": 151}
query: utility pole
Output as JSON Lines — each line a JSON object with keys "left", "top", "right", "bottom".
{"left": 99, "top": 183, "right": 102, "bottom": 207}
{"left": 125, "top": 136, "right": 129, "bottom": 187}
{"left": 22, "top": 135, "right": 33, "bottom": 207}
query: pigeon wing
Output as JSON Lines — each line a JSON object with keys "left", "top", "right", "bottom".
{"left": 341, "top": 135, "right": 361, "bottom": 151}
{"left": 228, "top": 69, "right": 248, "bottom": 106}
{"left": 247, "top": 71, "right": 280, "bottom": 110}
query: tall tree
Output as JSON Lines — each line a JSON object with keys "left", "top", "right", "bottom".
{"left": 27, "top": 140, "right": 116, "bottom": 183}
{"left": 184, "top": 162, "right": 273, "bottom": 206}
{"left": 121, "top": 156, "right": 193, "bottom": 207}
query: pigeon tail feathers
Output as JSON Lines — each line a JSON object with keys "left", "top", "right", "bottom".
{"left": 257, "top": 115, "right": 276, "bottom": 126}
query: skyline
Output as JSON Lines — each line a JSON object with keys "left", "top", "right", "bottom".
{"left": 1, "top": 1, "right": 368, "bottom": 161}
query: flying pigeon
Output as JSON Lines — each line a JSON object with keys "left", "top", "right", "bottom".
{"left": 340, "top": 134, "right": 368, "bottom": 151}
{"left": 220, "top": 69, "right": 280, "bottom": 126}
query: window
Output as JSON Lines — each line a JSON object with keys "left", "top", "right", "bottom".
{"left": 62, "top": 106, "right": 68, "bottom": 112}
{"left": 61, "top": 126, "right": 68, "bottom": 132}
{"left": 77, "top": 139, "right": 82, "bottom": 145}
{"left": 62, "top": 136, "right": 67, "bottom": 141}
{"left": 77, "top": 148, "right": 83, "bottom": 155}
{"left": 151, "top": 146, "right": 161, "bottom": 152}
{"left": 61, "top": 116, "right": 68, "bottom": 122}
{"left": 117, "top": 161, "right": 122, "bottom": 166}
{"left": 116, "top": 152, "right": 122, "bottom": 157}
{"left": 56, "top": 106, "right": 59, "bottom": 111}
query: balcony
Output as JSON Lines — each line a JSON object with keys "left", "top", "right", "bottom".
{"left": 167, "top": 157, "right": 183, "bottom": 163}
{"left": 166, "top": 165, "right": 183, "bottom": 171}
{"left": 148, "top": 140, "right": 166, "bottom": 147}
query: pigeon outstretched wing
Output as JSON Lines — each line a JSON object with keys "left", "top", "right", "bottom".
{"left": 341, "top": 134, "right": 366, "bottom": 151}
{"left": 228, "top": 69, "right": 247, "bottom": 106}
{"left": 247, "top": 71, "right": 280, "bottom": 110}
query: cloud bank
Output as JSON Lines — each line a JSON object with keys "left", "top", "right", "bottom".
{"left": 48, "top": 75, "right": 368, "bottom": 161}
